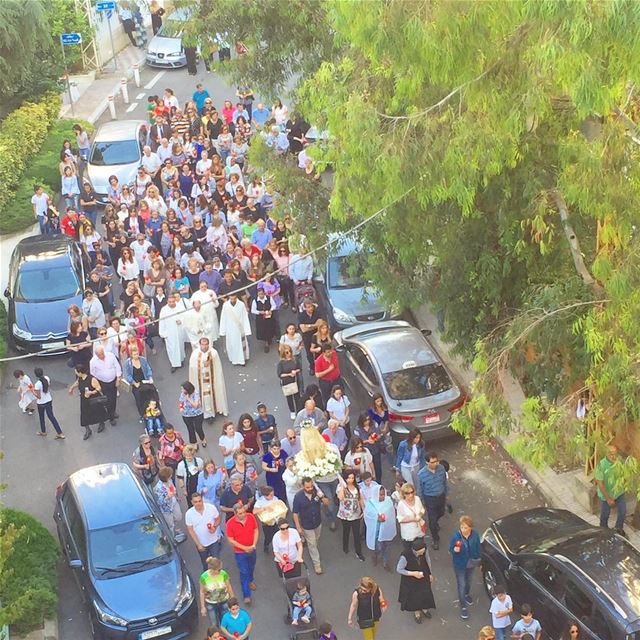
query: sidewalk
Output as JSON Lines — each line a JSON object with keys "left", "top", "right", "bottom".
{"left": 411, "top": 303, "right": 640, "bottom": 549}
{"left": 59, "top": 44, "right": 147, "bottom": 124}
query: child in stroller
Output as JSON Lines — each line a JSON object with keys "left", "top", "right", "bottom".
{"left": 144, "top": 398, "right": 165, "bottom": 436}
{"left": 291, "top": 581, "right": 313, "bottom": 626}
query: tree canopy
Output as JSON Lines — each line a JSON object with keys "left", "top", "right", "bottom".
{"left": 187, "top": 0, "right": 640, "bottom": 476}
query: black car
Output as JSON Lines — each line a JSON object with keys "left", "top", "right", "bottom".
{"left": 5, "top": 234, "right": 86, "bottom": 353}
{"left": 54, "top": 463, "right": 197, "bottom": 640}
{"left": 481, "top": 507, "right": 640, "bottom": 640}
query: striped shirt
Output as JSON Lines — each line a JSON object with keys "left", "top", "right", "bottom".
{"left": 417, "top": 464, "right": 448, "bottom": 497}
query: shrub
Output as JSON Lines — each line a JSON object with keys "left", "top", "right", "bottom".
{"left": 0, "top": 117, "right": 94, "bottom": 235}
{"left": 0, "top": 508, "right": 59, "bottom": 634}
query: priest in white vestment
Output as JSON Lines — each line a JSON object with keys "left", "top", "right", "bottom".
{"left": 188, "top": 337, "right": 228, "bottom": 419}
{"left": 158, "top": 295, "right": 186, "bottom": 371}
{"left": 190, "top": 282, "right": 219, "bottom": 341}
{"left": 184, "top": 299, "right": 215, "bottom": 349}
{"left": 219, "top": 293, "right": 252, "bottom": 365}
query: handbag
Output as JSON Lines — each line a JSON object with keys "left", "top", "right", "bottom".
{"left": 467, "top": 557, "right": 482, "bottom": 568}
{"left": 282, "top": 381, "right": 299, "bottom": 396}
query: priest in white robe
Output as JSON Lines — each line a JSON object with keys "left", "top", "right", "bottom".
{"left": 219, "top": 293, "right": 252, "bottom": 365}
{"left": 158, "top": 294, "right": 186, "bottom": 371}
{"left": 188, "top": 337, "right": 228, "bottom": 419}
{"left": 190, "top": 282, "right": 219, "bottom": 341}
{"left": 184, "top": 299, "right": 215, "bottom": 349}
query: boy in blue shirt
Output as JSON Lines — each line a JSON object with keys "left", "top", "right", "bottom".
{"left": 220, "top": 598, "right": 252, "bottom": 639}
{"left": 511, "top": 603, "right": 542, "bottom": 640}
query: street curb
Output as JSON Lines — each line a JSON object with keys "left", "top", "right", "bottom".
{"left": 86, "top": 55, "right": 147, "bottom": 124}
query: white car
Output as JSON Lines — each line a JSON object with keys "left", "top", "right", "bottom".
{"left": 146, "top": 10, "right": 190, "bottom": 68}
{"left": 86, "top": 120, "right": 148, "bottom": 204}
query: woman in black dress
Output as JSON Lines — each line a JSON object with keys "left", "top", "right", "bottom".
{"left": 397, "top": 539, "right": 436, "bottom": 624}
{"left": 69, "top": 364, "right": 104, "bottom": 440}
{"left": 251, "top": 286, "right": 277, "bottom": 352}
{"left": 65, "top": 321, "right": 92, "bottom": 369}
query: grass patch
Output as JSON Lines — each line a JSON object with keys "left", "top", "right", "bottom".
{"left": 0, "top": 118, "right": 94, "bottom": 235}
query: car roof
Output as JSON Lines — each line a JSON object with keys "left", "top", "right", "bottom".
{"left": 94, "top": 120, "right": 145, "bottom": 142}
{"left": 549, "top": 532, "right": 640, "bottom": 625}
{"left": 492, "top": 507, "right": 588, "bottom": 554}
{"left": 15, "top": 234, "right": 76, "bottom": 267}
{"left": 342, "top": 321, "right": 438, "bottom": 373}
{"left": 327, "top": 233, "right": 360, "bottom": 258}
{"left": 68, "top": 463, "right": 152, "bottom": 530}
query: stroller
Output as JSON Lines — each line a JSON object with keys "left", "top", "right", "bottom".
{"left": 293, "top": 282, "right": 318, "bottom": 311}
{"left": 139, "top": 381, "right": 166, "bottom": 437}
{"left": 282, "top": 566, "right": 319, "bottom": 639}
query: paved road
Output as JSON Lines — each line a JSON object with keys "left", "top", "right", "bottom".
{"left": 0, "top": 62, "right": 544, "bottom": 640}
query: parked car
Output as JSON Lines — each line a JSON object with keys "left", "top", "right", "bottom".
{"left": 481, "top": 507, "right": 640, "bottom": 640}
{"left": 5, "top": 234, "right": 86, "bottom": 353}
{"left": 315, "top": 234, "right": 396, "bottom": 330}
{"left": 54, "top": 463, "right": 197, "bottom": 640}
{"left": 334, "top": 320, "right": 466, "bottom": 443}
{"left": 86, "top": 120, "right": 148, "bottom": 204}
{"left": 146, "top": 9, "right": 190, "bottom": 68}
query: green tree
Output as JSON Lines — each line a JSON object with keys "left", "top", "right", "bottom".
{"left": 189, "top": 0, "right": 640, "bottom": 471}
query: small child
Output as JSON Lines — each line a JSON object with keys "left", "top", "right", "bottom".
{"left": 291, "top": 582, "right": 313, "bottom": 626}
{"left": 144, "top": 399, "right": 164, "bottom": 436}
{"left": 318, "top": 621, "right": 337, "bottom": 640}
{"left": 511, "top": 603, "right": 542, "bottom": 640}
{"left": 489, "top": 584, "right": 513, "bottom": 640}
{"left": 13, "top": 370, "right": 36, "bottom": 415}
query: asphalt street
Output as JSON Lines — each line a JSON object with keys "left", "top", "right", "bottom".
{"left": 0, "top": 61, "right": 544, "bottom": 640}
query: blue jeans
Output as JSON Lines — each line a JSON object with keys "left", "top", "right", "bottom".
{"left": 37, "top": 217, "right": 47, "bottom": 234}
{"left": 37, "top": 401, "right": 63, "bottom": 434}
{"left": 316, "top": 478, "right": 338, "bottom": 524}
{"left": 600, "top": 494, "right": 626, "bottom": 530}
{"left": 205, "top": 601, "right": 228, "bottom": 626}
{"left": 292, "top": 605, "right": 312, "bottom": 621}
{"left": 145, "top": 417, "right": 164, "bottom": 435}
{"left": 197, "top": 539, "right": 222, "bottom": 570}
{"left": 495, "top": 627, "right": 509, "bottom": 640}
{"left": 454, "top": 566, "right": 475, "bottom": 611}
{"left": 234, "top": 550, "right": 256, "bottom": 598}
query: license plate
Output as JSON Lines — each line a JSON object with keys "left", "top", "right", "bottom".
{"left": 139, "top": 626, "right": 172, "bottom": 640}
{"left": 423, "top": 412, "right": 439, "bottom": 425}
{"left": 47, "top": 341, "right": 65, "bottom": 349}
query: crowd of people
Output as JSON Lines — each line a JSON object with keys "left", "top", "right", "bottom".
{"left": 17, "top": 81, "right": 578, "bottom": 640}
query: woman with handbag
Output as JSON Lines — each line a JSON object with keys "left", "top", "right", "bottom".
{"left": 176, "top": 444, "right": 204, "bottom": 508}
{"left": 348, "top": 576, "right": 386, "bottom": 639}
{"left": 272, "top": 518, "right": 303, "bottom": 578}
{"left": 132, "top": 433, "right": 160, "bottom": 486}
{"left": 68, "top": 363, "right": 105, "bottom": 440}
{"left": 277, "top": 344, "right": 302, "bottom": 419}
{"left": 395, "top": 482, "right": 426, "bottom": 550}
{"left": 179, "top": 381, "right": 207, "bottom": 448}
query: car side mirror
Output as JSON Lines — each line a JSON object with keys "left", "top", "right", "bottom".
{"left": 421, "top": 328, "right": 432, "bottom": 337}
{"left": 3, "top": 287, "right": 9, "bottom": 298}
{"left": 334, "top": 344, "right": 346, "bottom": 353}
{"left": 68, "top": 559, "right": 83, "bottom": 569}
{"left": 313, "top": 273, "right": 325, "bottom": 284}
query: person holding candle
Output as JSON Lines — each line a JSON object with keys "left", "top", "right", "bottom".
{"left": 396, "top": 539, "right": 436, "bottom": 624}
{"left": 186, "top": 492, "right": 223, "bottom": 570}
{"left": 154, "top": 466, "right": 186, "bottom": 542}
{"left": 449, "top": 514, "right": 482, "bottom": 620}
{"left": 363, "top": 485, "right": 396, "bottom": 570}
{"left": 261, "top": 441, "right": 288, "bottom": 501}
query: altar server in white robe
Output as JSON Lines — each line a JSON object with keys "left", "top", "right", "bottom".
{"left": 219, "top": 293, "right": 252, "bottom": 365}
{"left": 158, "top": 294, "right": 186, "bottom": 372}
{"left": 189, "top": 281, "right": 219, "bottom": 341}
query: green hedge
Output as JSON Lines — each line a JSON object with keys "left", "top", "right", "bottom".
{"left": 0, "top": 508, "right": 60, "bottom": 634}
{"left": 0, "top": 117, "right": 94, "bottom": 235}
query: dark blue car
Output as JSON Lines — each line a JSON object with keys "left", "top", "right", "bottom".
{"left": 54, "top": 463, "right": 197, "bottom": 640}
{"left": 5, "top": 234, "right": 86, "bottom": 353}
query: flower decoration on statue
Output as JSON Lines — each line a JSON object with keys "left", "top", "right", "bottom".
{"left": 294, "top": 420, "right": 342, "bottom": 480}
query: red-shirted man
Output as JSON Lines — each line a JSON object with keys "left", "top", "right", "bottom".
{"left": 315, "top": 342, "right": 343, "bottom": 405}
{"left": 226, "top": 503, "right": 259, "bottom": 604}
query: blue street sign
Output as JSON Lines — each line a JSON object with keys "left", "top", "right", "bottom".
{"left": 96, "top": 0, "right": 116, "bottom": 10}
{"left": 60, "top": 32, "right": 82, "bottom": 45}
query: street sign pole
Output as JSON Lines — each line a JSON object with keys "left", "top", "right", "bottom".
{"left": 60, "top": 38, "right": 75, "bottom": 117}
{"left": 108, "top": 18, "right": 118, "bottom": 71}
{"left": 96, "top": 1, "right": 118, "bottom": 71}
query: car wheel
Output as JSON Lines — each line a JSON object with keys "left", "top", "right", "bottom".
{"left": 482, "top": 561, "right": 503, "bottom": 598}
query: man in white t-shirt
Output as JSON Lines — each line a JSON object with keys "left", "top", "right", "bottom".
{"left": 31, "top": 185, "right": 51, "bottom": 234}
{"left": 141, "top": 146, "right": 161, "bottom": 185}
{"left": 185, "top": 493, "right": 222, "bottom": 570}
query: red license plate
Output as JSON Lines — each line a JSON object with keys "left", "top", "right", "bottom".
{"left": 423, "top": 412, "right": 439, "bottom": 425}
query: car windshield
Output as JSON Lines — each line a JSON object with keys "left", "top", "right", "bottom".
{"left": 90, "top": 516, "right": 172, "bottom": 577}
{"left": 15, "top": 264, "right": 80, "bottom": 302}
{"left": 382, "top": 363, "right": 453, "bottom": 400}
{"left": 328, "top": 255, "right": 366, "bottom": 289}
{"left": 90, "top": 139, "right": 139, "bottom": 166}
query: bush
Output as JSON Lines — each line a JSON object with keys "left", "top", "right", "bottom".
{"left": 0, "top": 299, "right": 7, "bottom": 360}
{"left": 0, "top": 117, "right": 94, "bottom": 235}
{"left": 0, "top": 508, "right": 59, "bottom": 634}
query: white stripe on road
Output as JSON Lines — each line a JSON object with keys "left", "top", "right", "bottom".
{"left": 126, "top": 102, "right": 139, "bottom": 113}
{"left": 144, "top": 71, "right": 166, "bottom": 90}
{"left": 136, "top": 92, "right": 146, "bottom": 100}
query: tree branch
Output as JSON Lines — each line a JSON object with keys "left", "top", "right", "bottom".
{"left": 550, "top": 189, "right": 603, "bottom": 294}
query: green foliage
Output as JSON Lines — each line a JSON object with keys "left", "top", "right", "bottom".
{"left": 0, "top": 508, "right": 59, "bottom": 633}
{"left": 0, "top": 117, "right": 93, "bottom": 235}
{"left": 46, "top": 0, "right": 92, "bottom": 72}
